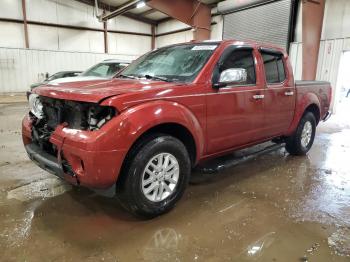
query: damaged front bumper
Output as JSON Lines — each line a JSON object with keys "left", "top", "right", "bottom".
{"left": 22, "top": 114, "right": 127, "bottom": 195}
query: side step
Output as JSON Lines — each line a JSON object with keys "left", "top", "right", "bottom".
{"left": 191, "top": 142, "right": 285, "bottom": 183}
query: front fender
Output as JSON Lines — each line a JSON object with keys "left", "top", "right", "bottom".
{"left": 101, "top": 100, "right": 205, "bottom": 163}
{"left": 286, "top": 92, "right": 320, "bottom": 136}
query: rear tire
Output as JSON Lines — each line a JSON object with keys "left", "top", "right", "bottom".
{"left": 285, "top": 112, "right": 316, "bottom": 156}
{"left": 117, "top": 134, "right": 191, "bottom": 218}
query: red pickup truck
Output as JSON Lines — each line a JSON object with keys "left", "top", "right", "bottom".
{"left": 23, "top": 40, "right": 331, "bottom": 217}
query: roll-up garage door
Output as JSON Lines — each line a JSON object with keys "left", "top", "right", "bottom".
{"left": 222, "top": 0, "right": 292, "bottom": 50}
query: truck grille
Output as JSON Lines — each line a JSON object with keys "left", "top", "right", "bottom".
{"left": 31, "top": 97, "right": 92, "bottom": 156}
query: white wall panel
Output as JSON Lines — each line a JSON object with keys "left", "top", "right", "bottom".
{"left": 1, "top": 0, "right": 152, "bottom": 54}
{"left": 294, "top": 1, "right": 302, "bottom": 42}
{"left": 58, "top": 28, "right": 91, "bottom": 52}
{"left": 26, "top": 0, "right": 58, "bottom": 24}
{"left": 211, "top": 16, "right": 223, "bottom": 40}
{"left": 108, "top": 33, "right": 151, "bottom": 56}
{"left": 322, "top": 0, "right": 350, "bottom": 40}
{"left": 89, "top": 31, "right": 105, "bottom": 53}
{"left": 157, "top": 20, "right": 188, "bottom": 35}
{"left": 290, "top": 37, "right": 350, "bottom": 112}
{"left": 343, "top": 38, "right": 350, "bottom": 51}
{"left": 108, "top": 16, "right": 151, "bottom": 34}
{"left": 156, "top": 31, "right": 193, "bottom": 48}
{"left": 0, "top": 22, "right": 25, "bottom": 48}
{"left": 56, "top": 0, "right": 102, "bottom": 29}
{"left": 57, "top": 28, "right": 105, "bottom": 53}
{"left": 316, "top": 39, "right": 345, "bottom": 111}
{"left": 289, "top": 42, "right": 302, "bottom": 80}
{"left": 0, "top": 47, "right": 137, "bottom": 93}
{"left": 0, "top": 0, "right": 22, "bottom": 19}
{"left": 28, "top": 25, "right": 59, "bottom": 50}
{"left": 26, "top": 0, "right": 103, "bottom": 29}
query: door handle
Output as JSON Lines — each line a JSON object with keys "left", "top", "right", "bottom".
{"left": 285, "top": 91, "right": 294, "bottom": 96}
{"left": 253, "top": 94, "right": 265, "bottom": 100}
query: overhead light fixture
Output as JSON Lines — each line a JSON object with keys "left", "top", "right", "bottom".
{"left": 136, "top": 1, "right": 146, "bottom": 8}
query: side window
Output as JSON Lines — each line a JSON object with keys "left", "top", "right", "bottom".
{"left": 261, "top": 52, "right": 286, "bottom": 84}
{"left": 219, "top": 49, "right": 256, "bottom": 85}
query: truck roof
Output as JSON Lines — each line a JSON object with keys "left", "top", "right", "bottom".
{"left": 168, "top": 39, "right": 287, "bottom": 55}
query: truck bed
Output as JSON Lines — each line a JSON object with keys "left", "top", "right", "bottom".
{"left": 295, "top": 80, "right": 330, "bottom": 86}
{"left": 295, "top": 80, "right": 332, "bottom": 121}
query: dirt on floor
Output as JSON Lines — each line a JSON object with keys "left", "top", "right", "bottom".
{"left": 0, "top": 97, "right": 350, "bottom": 262}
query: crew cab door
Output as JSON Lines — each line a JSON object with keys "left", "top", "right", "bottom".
{"left": 258, "top": 49, "right": 295, "bottom": 137}
{"left": 206, "top": 46, "right": 265, "bottom": 154}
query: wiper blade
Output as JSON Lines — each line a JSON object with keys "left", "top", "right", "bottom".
{"left": 116, "top": 74, "right": 138, "bottom": 79}
{"left": 144, "top": 74, "right": 171, "bottom": 82}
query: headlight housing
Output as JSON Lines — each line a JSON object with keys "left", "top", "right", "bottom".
{"left": 30, "top": 95, "right": 116, "bottom": 131}
{"left": 87, "top": 105, "right": 116, "bottom": 130}
{"left": 28, "top": 94, "right": 44, "bottom": 119}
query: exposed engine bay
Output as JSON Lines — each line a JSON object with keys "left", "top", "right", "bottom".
{"left": 29, "top": 94, "right": 115, "bottom": 155}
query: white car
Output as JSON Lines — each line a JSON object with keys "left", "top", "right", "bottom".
{"left": 49, "top": 59, "right": 130, "bottom": 84}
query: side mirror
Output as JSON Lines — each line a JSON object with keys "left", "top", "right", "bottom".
{"left": 213, "top": 68, "right": 247, "bottom": 88}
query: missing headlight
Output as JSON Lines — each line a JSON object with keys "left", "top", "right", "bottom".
{"left": 87, "top": 105, "right": 116, "bottom": 130}
{"left": 32, "top": 96, "right": 116, "bottom": 131}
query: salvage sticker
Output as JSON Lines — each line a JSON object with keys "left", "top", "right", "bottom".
{"left": 191, "top": 45, "right": 217, "bottom": 51}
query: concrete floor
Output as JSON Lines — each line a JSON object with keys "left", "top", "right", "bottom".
{"left": 1, "top": 96, "right": 350, "bottom": 261}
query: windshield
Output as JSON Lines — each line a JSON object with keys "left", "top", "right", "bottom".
{"left": 47, "top": 72, "right": 65, "bottom": 81}
{"left": 82, "top": 62, "right": 127, "bottom": 78}
{"left": 119, "top": 44, "right": 218, "bottom": 82}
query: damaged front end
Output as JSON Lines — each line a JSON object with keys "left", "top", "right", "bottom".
{"left": 29, "top": 95, "right": 116, "bottom": 155}
{"left": 25, "top": 94, "right": 117, "bottom": 188}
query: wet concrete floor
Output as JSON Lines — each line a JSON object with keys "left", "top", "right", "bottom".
{"left": 0, "top": 99, "right": 350, "bottom": 261}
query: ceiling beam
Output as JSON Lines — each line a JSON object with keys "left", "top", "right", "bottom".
{"left": 147, "top": 0, "right": 211, "bottom": 40}
{"left": 100, "top": 0, "right": 142, "bottom": 21}
{"left": 138, "top": 8, "right": 157, "bottom": 16}
{"left": 124, "top": 12, "right": 157, "bottom": 25}
{"left": 73, "top": 0, "right": 156, "bottom": 25}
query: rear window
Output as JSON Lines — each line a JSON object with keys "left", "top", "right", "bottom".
{"left": 261, "top": 52, "right": 286, "bottom": 84}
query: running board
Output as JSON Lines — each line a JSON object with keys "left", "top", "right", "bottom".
{"left": 193, "top": 143, "right": 285, "bottom": 175}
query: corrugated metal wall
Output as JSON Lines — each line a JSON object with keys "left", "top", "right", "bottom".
{"left": 289, "top": 42, "right": 302, "bottom": 80}
{"left": 0, "top": 0, "right": 152, "bottom": 53}
{"left": 0, "top": 0, "right": 152, "bottom": 93}
{"left": 222, "top": 0, "right": 292, "bottom": 49}
{"left": 289, "top": 38, "right": 350, "bottom": 112}
{"left": 0, "top": 48, "right": 137, "bottom": 93}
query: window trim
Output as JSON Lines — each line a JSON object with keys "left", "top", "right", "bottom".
{"left": 259, "top": 48, "right": 288, "bottom": 86}
{"left": 212, "top": 45, "right": 258, "bottom": 88}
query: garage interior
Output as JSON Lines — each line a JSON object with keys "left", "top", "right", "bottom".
{"left": 1, "top": 0, "right": 350, "bottom": 261}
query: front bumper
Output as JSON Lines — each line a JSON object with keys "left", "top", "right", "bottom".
{"left": 22, "top": 114, "right": 127, "bottom": 190}
{"left": 26, "top": 142, "right": 75, "bottom": 183}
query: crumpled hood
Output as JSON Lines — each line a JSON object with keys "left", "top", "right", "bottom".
{"left": 33, "top": 78, "right": 177, "bottom": 103}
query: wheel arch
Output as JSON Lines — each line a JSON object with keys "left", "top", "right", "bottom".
{"left": 116, "top": 122, "right": 197, "bottom": 189}
{"left": 128, "top": 122, "right": 197, "bottom": 166}
{"left": 303, "top": 103, "right": 320, "bottom": 124}
{"left": 286, "top": 92, "right": 321, "bottom": 136}
{"left": 111, "top": 100, "right": 204, "bottom": 186}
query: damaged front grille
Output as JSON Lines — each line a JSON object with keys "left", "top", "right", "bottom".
{"left": 40, "top": 97, "right": 93, "bottom": 130}
{"left": 30, "top": 96, "right": 115, "bottom": 156}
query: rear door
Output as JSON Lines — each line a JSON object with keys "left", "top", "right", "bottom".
{"left": 206, "top": 46, "right": 266, "bottom": 154}
{"left": 259, "top": 49, "right": 295, "bottom": 138}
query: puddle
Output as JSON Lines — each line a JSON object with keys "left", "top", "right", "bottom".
{"left": 328, "top": 228, "right": 350, "bottom": 256}
{"left": 7, "top": 178, "right": 71, "bottom": 202}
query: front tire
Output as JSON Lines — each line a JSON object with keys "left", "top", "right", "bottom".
{"left": 117, "top": 134, "right": 191, "bottom": 218}
{"left": 285, "top": 112, "right": 316, "bottom": 155}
